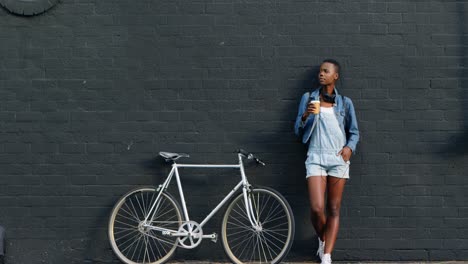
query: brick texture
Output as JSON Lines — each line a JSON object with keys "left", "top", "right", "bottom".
{"left": 0, "top": 0, "right": 467, "bottom": 263}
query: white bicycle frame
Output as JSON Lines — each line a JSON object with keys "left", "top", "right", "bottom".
{"left": 143, "top": 153, "right": 260, "bottom": 240}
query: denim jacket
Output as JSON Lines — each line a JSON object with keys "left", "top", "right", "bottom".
{"left": 294, "top": 87, "right": 360, "bottom": 153}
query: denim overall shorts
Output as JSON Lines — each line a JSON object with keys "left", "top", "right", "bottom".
{"left": 305, "top": 106, "right": 350, "bottom": 179}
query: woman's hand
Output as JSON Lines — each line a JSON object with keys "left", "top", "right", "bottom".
{"left": 302, "top": 103, "right": 317, "bottom": 121}
{"left": 338, "top": 146, "right": 352, "bottom": 162}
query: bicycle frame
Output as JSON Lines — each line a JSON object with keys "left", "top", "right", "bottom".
{"left": 143, "top": 153, "right": 260, "bottom": 238}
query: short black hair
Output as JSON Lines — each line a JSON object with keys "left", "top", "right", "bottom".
{"left": 322, "top": 59, "right": 340, "bottom": 74}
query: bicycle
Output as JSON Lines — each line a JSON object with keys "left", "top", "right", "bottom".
{"left": 108, "top": 149, "right": 295, "bottom": 264}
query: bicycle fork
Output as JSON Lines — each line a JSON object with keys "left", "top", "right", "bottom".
{"left": 239, "top": 155, "right": 262, "bottom": 231}
{"left": 242, "top": 185, "right": 263, "bottom": 231}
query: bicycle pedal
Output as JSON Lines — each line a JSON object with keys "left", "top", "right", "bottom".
{"left": 210, "top": 233, "right": 218, "bottom": 243}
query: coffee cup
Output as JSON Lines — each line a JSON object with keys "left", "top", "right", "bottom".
{"left": 309, "top": 100, "right": 320, "bottom": 115}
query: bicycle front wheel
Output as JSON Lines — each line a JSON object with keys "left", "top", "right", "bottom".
{"left": 108, "top": 187, "right": 182, "bottom": 264}
{"left": 221, "top": 187, "right": 295, "bottom": 264}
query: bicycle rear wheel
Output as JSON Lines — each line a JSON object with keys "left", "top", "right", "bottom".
{"left": 108, "top": 187, "right": 182, "bottom": 264}
{"left": 221, "top": 187, "right": 295, "bottom": 264}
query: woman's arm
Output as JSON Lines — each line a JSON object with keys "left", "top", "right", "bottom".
{"left": 294, "top": 93, "right": 310, "bottom": 136}
{"left": 344, "top": 97, "right": 359, "bottom": 153}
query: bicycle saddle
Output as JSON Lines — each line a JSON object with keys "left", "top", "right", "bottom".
{"left": 159, "top": 151, "right": 190, "bottom": 162}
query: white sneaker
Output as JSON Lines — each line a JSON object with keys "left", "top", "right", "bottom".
{"left": 321, "top": 253, "right": 332, "bottom": 264}
{"left": 316, "top": 237, "right": 325, "bottom": 260}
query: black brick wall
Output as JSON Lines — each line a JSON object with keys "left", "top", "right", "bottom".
{"left": 0, "top": 0, "right": 467, "bottom": 263}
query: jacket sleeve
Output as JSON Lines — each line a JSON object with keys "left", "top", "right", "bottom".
{"left": 294, "top": 93, "right": 310, "bottom": 137}
{"left": 344, "top": 97, "right": 359, "bottom": 153}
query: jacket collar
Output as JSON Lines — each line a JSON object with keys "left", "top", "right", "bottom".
{"left": 310, "top": 86, "right": 342, "bottom": 107}
{"left": 310, "top": 86, "right": 340, "bottom": 97}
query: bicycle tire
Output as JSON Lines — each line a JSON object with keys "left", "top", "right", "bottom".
{"left": 221, "top": 186, "right": 295, "bottom": 264}
{"left": 108, "top": 187, "right": 182, "bottom": 264}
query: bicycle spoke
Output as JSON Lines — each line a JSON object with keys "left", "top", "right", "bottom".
{"left": 116, "top": 211, "right": 140, "bottom": 224}
{"left": 120, "top": 232, "right": 142, "bottom": 256}
{"left": 226, "top": 227, "right": 252, "bottom": 237}
{"left": 115, "top": 219, "right": 139, "bottom": 229}
{"left": 256, "top": 193, "right": 272, "bottom": 221}
{"left": 143, "top": 191, "right": 153, "bottom": 219}
{"left": 262, "top": 202, "right": 282, "bottom": 224}
{"left": 115, "top": 229, "right": 139, "bottom": 242}
{"left": 249, "top": 233, "right": 259, "bottom": 262}
{"left": 228, "top": 229, "right": 254, "bottom": 250}
{"left": 149, "top": 231, "right": 164, "bottom": 259}
{"left": 128, "top": 198, "right": 141, "bottom": 221}
{"left": 260, "top": 232, "right": 276, "bottom": 261}
{"left": 263, "top": 228, "right": 289, "bottom": 238}
{"left": 123, "top": 203, "right": 140, "bottom": 222}
{"left": 153, "top": 199, "right": 167, "bottom": 216}
{"left": 118, "top": 230, "right": 142, "bottom": 251}
{"left": 114, "top": 226, "right": 137, "bottom": 233}
{"left": 266, "top": 221, "right": 289, "bottom": 232}
{"left": 227, "top": 217, "right": 252, "bottom": 230}
{"left": 232, "top": 232, "right": 255, "bottom": 259}
{"left": 262, "top": 212, "right": 287, "bottom": 226}
{"left": 147, "top": 235, "right": 157, "bottom": 261}
{"left": 259, "top": 233, "right": 269, "bottom": 262}
{"left": 154, "top": 206, "right": 176, "bottom": 220}
{"left": 260, "top": 231, "right": 283, "bottom": 253}
{"left": 130, "top": 233, "right": 143, "bottom": 261}
{"left": 143, "top": 235, "right": 149, "bottom": 262}
{"left": 135, "top": 192, "right": 146, "bottom": 220}
{"left": 148, "top": 234, "right": 163, "bottom": 261}
{"left": 232, "top": 205, "right": 250, "bottom": 222}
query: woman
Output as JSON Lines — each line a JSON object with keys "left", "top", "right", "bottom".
{"left": 294, "top": 59, "right": 359, "bottom": 264}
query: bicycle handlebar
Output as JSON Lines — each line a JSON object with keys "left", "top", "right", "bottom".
{"left": 237, "top": 149, "right": 266, "bottom": 166}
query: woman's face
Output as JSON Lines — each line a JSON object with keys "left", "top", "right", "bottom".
{"left": 318, "top": 62, "right": 339, "bottom": 86}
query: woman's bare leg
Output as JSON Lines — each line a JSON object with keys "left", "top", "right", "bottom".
{"left": 307, "top": 176, "right": 327, "bottom": 241}
{"left": 323, "top": 176, "right": 347, "bottom": 254}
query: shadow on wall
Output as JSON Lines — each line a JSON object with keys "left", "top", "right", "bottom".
{"left": 289, "top": 64, "right": 321, "bottom": 142}
{"left": 444, "top": 2, "right": 468, "bottom": 155}
{"left": 299, "top": 65, "right": 321, "bottom": 95}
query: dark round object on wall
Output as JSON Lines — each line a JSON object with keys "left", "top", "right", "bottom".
{"left": 0, "top": 0, "right": 59, "bottom": 16}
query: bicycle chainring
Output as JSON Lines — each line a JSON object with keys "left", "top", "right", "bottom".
{"left": 177, "top": 221, "right": 203, "bottom": 249}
